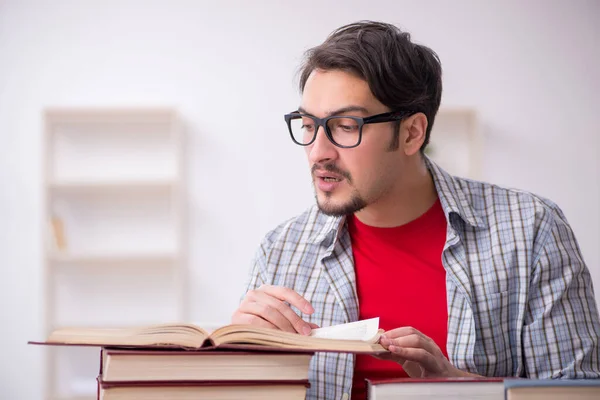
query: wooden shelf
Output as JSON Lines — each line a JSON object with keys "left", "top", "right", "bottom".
{"left": 48, "top": 179, "right": 178, "bottom": 194}
{"left": 45, "top": 107, "right": 176, "bottom": 123}
{"left": 48, "top": 252, "right": 179, "bottom": 265}
{"left": 42, "top": 107, "right": 187, "bottom": 400}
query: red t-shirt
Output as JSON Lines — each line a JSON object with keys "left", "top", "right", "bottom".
{"left": 349, "top": 199, "right": 448, "bottom": 400}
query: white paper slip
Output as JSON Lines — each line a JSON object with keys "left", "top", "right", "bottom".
{"left": 310, "top": 317, "right": 381, "bottom": 342}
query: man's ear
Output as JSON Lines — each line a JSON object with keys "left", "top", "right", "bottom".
{"left": 402, "top": 113, "right": 428, "bottom": 156}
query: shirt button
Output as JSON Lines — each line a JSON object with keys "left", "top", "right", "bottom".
{"left": 342, "top": 393, "right": 349, "bottom": 400}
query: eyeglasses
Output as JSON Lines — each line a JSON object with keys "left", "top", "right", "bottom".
{"left": 284, "top": 110, "right": 416, "bottom": 148}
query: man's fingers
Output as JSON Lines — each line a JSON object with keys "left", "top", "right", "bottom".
{"left": 238, "top": 301, "right": 297, "bottom": 333}
{"left": 388, "top": 346, "right": 441, "bottom": 373}
{"left": 238, "top": 285, "right": 316, "bottom": 335}
{"left": 231, "top": 312, "right": 278, "bottom": 330}
{"left": 249, "top": 291, "right": 312, "bottom": 334}
{"left": 382, "top": 328, "right": 441, "bottom": 358}
{"left": 308, "top": 322, "right": 320, "bottom": 329}
{"left": 257, "top": 284, "right": 314, "bottom": 314}
{"left": 243, "top": 289, "right": 315, "bottom": 334}
{"left": 382, "top": 334, "right": 438, "bottom": 356}
{"left": 382, "top": 326, "right": 426, "bottom": 340}
{"left": 379, "top": 327, "right": 458, "bottom": 378}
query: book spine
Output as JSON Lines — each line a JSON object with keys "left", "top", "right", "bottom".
{"left": 99, "top": 348, "right": 104, "bottom": 375}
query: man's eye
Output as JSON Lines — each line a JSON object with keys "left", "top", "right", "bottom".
{"left": 302, "top": 124, "right": 315, "bottom": 131}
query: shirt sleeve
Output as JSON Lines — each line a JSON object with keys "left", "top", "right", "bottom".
{"left": 523, "top": 205, "right": 600, "bottom": 378}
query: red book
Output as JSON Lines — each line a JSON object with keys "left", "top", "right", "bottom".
{"left": 366, "top": 377, "right": 507, "bottom": 400}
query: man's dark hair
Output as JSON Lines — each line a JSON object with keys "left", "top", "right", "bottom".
{"left": 298, "top": 20, "right": 442, "bottom": 152}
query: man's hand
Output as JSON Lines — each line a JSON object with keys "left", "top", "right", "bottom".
{"left": 231, "top": 284, "right": 319, "bottom": 335}
{"left": 377, "top": 327, "right": 480, "bottom": 378}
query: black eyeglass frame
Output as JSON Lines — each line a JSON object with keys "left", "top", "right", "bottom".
{"left": 284, "top": 110, "right": 417, "bottom": 148}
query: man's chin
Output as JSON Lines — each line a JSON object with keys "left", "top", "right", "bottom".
{"left": 317, "top": 203, "right": 348, "bottom": 217}
{"left": 316, "top": 194, "right": 367, "bottom": 217}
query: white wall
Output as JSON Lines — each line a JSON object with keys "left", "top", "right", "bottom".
{"left": 1, "top": 0, "right": 598, "bottom": 398}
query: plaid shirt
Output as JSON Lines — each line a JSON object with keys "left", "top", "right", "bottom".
{"left": 243, "top": 157, "right": 600, "bottom": 400}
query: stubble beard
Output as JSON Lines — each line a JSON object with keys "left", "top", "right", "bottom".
{"left": 315, "top": 188, "right": 368, "bottom": 217}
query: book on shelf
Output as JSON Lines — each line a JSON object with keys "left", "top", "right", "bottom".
{"left": 100, "top": 348, "right": 314, "bottom": 382}
{"left": 366, "top": 377, "right": 507, "bottom": 400}
{"left": 49, "top": 215, "right": 68, "bottom": 251}
{"left": 29, "top": 317, "right": 386, "bottom": 354}
{"left": 97, "top": 378, "right": 310, "bottom": 400}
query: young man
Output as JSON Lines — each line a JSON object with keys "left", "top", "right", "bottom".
{"left": 231, "top": 21, "right": 600, "bottom": 400}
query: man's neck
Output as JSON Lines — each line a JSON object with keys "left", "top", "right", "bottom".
{"left": 353, "top": 160, "right": 438, "bottom": 228}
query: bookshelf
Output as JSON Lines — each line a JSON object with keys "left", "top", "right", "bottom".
{"left": 426, "top": 107, "right": 481, "bottom": 179}
{"left": 42, "top": 108, "right": 187, "bottom": 400}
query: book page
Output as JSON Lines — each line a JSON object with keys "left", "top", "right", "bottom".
{"left": 309, "top": 317, "right": 381, "bottom": 342}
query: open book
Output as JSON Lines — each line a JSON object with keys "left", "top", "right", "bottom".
{"left": 30, "top": 318, "right": 386, "bottom": 354}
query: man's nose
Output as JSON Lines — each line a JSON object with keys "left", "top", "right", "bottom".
{"left": 307, "top": 124, "right": 338, "bottom": 165}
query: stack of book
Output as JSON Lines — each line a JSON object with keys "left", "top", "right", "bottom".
{"left": 30, "top": 318, "right": 386, "bottom": 399}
